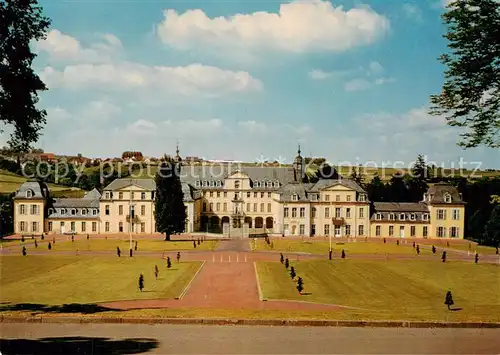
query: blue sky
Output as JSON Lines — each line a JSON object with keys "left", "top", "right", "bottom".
{"left": 2, "top": 0, "right": 498, "bottom": 169}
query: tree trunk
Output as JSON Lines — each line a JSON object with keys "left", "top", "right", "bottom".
{"left": 165, "top": 233, "right": 171, "bottom": 241}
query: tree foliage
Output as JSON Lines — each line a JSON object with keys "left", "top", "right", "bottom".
{"left": 430, "top": 0, "right": 500, "bottom": 148}
{"left": 0, "top": 0, "right": 51, "bottom": 151}
{"left": 483, "top": 203, "right": 500, "bottom": 246}
{"left": 154, "top": 160, "right": 186, "bottom": 241}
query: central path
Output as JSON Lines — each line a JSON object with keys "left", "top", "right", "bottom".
{"left": 102, "top": 239, "right": 341, "bottom": 311}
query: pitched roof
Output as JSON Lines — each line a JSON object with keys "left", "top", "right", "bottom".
{"left": 52, "top": 198, "right": 100, "bottom": 208}
{"left": 83, "top": 188, "right": 101, "bottom": 199}
{"left": 427, "top": 183, "right": 464, "bottom": 204}
{"left": 13, "top": 180, "right": 51, "bottom": 199}
{"left": 103, "top": 178, "right": 156, "bottom": 191}
{"left": 373, "top": 202, "right": 429, "bottom": 212}
{"left": 309, "top": 179, "right": 366, "bottom": 193}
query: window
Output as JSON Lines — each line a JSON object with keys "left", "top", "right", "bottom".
{"left": 389, "top": 225, "right": 394, "bottom": 236}
{"left": 246, "top": 192, "right": 250, "bottom": 198}
{"left": 410, "top": 214, "right": 416, "bottom": 221}
{"left": 452, "top": 209, "right": 460, "bottom": 220}
{"left": 274, "top": 181, "right": 280, "bottom": 188}
{"left": 32, "top": 221, "right": 37, "bottom": 232}
{"left": 335, "top": 208, "right": 341, "bottom": 218}
{"left": 422, "top": 213, "right": 429, "bottom": 221}
{"left": 30, "top": 204, "right": 37, "bottom": 215}
{"left": 201, "top": 180, "right": 207, "bottom": 187}
{"left": 82, "top": 222, "right": 86, "bottom": 232}
{"left": 336, "top": 195, "right": 340, "bottom": 202}
{"left": 105, "top": 205, "right": 110, "bottom": 215}
{"left": 375, "top": 225, "right": 381, "bottom": 236}
{"left": 359, "top": 194, "right": 366, "bottom": 202}
{"left": 141, "top": 222, "right": 145, "bottom": 233}
{"left": 346, "top": 208, "right": 351, "bottom": 219}
{"left": 284, "top": 208, "right": 289, "bottom": 218}
{"left": 423, "top": 226, "right": 428, "bottom": 237}
{"left": 195, "top": 180, "right": 201, "bottom": 188}
{"left": 60, "top": 221, "right": 64, "bottom": 230}
{"left": 210, "top": 192, "right": 214, "bottom": 197}
{"left": 284, "top": 224, "right": 289, "bottom": 233}
{"left": 268, "top": 203, "right": 272, "bottom": 213}
{"left": 235, "top": 180, "right": 240, "bottom": 189}
{"left": 312, "top": 207, "right": 316, "bottom": 218}
{"left": 105, "top": 192, "right": 110, "bottom": 199}
{"left": 210, "top": 181, "right": 214, "bottom": 187}
{"left": 224, "top": 192, "right": 227, "bottom": 198}
{"left": 218, "top": 203, "right": 222, "bottom": 212}
{"left": 359, "top": 208, "right": 364, "bottom": 218}
{"left": 92, "top": 222, "right": 97, "bottom": 232}
{"left": 345, "top": 224, "right": 351, "bottom": 236}
{"left": 48, "top": 222, "right": 53, "bottom": 232}
{"left": 141, "top": 192, "right": 146, "bottom": 200}
{"left": 376, "top": 213, "right": 382, "bottom": 220}
{"left": 311, "top": 194, "right": 317, "bottom": 201}
{"left": 292, "top": 194, "right": 298, "bottom": 201}
{"left": 119, "top": 222, "right": 123, "bottom": 232}
{"left": 292, "top": 208, "right": 297, "bottom": 218}
{"left": 437, "top": 227, "right": 445, "bottom": 238}
{"left": 299, "top": 207, "right": 305, "bottom": 218}
{"left": 93, "top": 209, "right": 98, "bottom": 215}
{"left": 119, "top": 205, "right": 123, "bottom": 215}
{"left": 311, "top": 224, "right": 316, "bottom": 235}
{"left": 411, "top": 226, "right": 416, "bottom": 237}
{"left": 218, "top": 192, "right": 222, "bottom": 198}
{"left": 26, "top": 190, "right": 33, "bottom": 198}
{"left": 267, "top": 181, "right": 272, "bottom": 188}
{"left": 325, "top": 194, "right": 330, "bottom": 202}
{"left": 19, "top": 204, "right": 26, "bottom": 215}
{"left": 19, "top": 221, "right": 26, "bottom": 232}
{"left": 223, "top": 203, "right": 227, "bottom": 212}
{"left": 119, "top": 192, "right": 123, "bottom": 199}
{"left": 437, "top": 209, "right": 446, "bottom": 220}
{"left": 61, "top": 208, "right": 67, "bottom": 214}
{"left": 299, "top": 224, "right": 305, "bottom": 235}
{"left": 325, "top": 207, "right": 330, "bottom": 218}
{"left": 444, "top": 193, "right": 452, "bottom": 203}
{"left": 260, "top": 203, "right": 264, "bottom": 212}
{"left": 268, "top": 192, "right": 272, "bottom": 198}
{"left": 450, "top": 227, "right": 459, "bottom": 238}
{"left": 253, "top": 203, "right": 257, "bottom": 212}
{"left": 399, "top": 213, "right": 405, "bottom": 221}
{"left": 324, "top": 224, "right": 330, "bottom": 235}
{"left": 141, "top": 205, "right": 146, "bottom": 216}
{"left": 203, "top": 203, "right": 207, "bottom": 211}
{"left": 389, "top": 213, "right": 395, "bottom": 221}
{"left": 261, "top": 192, "right": 264, "bottom": 198}
{"left": 210, "top": 203, "right": 213, "bottom": 211}
{"left": 217, "top": 181, "right": 223, "bottom": 187}
{"left": 131, "top": 192, "right": 135, "bottom": 199}
{"left": 71, "top": 221, "right": 75, "bottom": 231}
{"left": 346, "top": 195, "right": 351, "bottom": 202}
{"left": 254, "top": 192, "right": 257, "bottom": 198}
{"left": 358, "top": 225, "right": 364, "bottom": 236}
{"left": 334, "top": 225, "right": 341, "bottom": 236}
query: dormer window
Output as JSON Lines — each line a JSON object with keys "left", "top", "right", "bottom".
{"left": 217, "top": 180, "right": 222, "bottom": 187}
{"left": 274, "top": 181, "right": 280, "bottom": 188}
{"left": 422, "top": 214, "right": 429, "bottom": 221}
{"left": 235, "top": 180, "right": 240, "bottom": 189}
{"left": 105, "top": 192, "right": 110, "bottom": 199}
{"left": 93, "top": 209, "right": 98, "bottom": 215}
{"left": 359, "top": 194, "right": 366, "bottom": 202}
{"left": 423, "top": 193, "right": 428, "bottom": 201}
{"left": 389, "top": 213, "right": 395, "bottom": 221}
{"left": 202, "top": 180, "right": 208, "bottom": 187}
{"left": 410, "top": 213, "right": 416, "bottom": 221}
{"left": 292, "top": 194, "right": 298, "bottom": 201}
{"left": 310, "top": 194, "right": 317, "bottom": 201}
{"left": 82, "top": 209, "right": 86, "bottom": 215}
{"left": 48, "top": 208, "right": 53, "bottom": 215}
{"left": 26, "top": 190, "right": 33, "bottom": 198}
{"left": 71, "top": 209, "right": 76, "bottom": 215}
{"left": 376, "top": 213, "right": 382, "bottom": 220}
{"left": 118, "top": 192, "right": 123, "bottom": 199}
{"left": 210, "top": 180, "right": 215, "bottom": 187}
{"left": 61, "top": 208, "right": 66, "bottom": 214}
{"left": 399, "top": 213, "right": 406, "bottom": 221}
{"left": 444, "top": 193, "right": 452, "bottom": 203}
{"left": 195, "top": 180, "right": 201, "bottom": 188}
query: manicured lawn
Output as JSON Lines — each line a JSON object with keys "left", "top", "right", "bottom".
{"left": 255, "top": 239, "right": 429, "bottom": 255}
{"left": 0, "top": 170, "right": 83, "bottom": 194}
{"left": 10, "top": 238, "right": 218, "bottom": 252}
{"left": 442, "top": 243, "right": 499, "bottom": 255}
{"left": 0, "top": 255, "right": 201, "bottom": 305}
{"left": 256, "top": 259, "right": 500, "bottom": 322}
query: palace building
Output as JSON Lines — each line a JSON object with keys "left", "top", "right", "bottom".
{"left": 12, "top": 147, "right": 466, "bottom": 239}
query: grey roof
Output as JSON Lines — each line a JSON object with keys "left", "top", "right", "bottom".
{"left": 427, "top": 183, "right": 465, "bottom": 204}
{"left": 83, "top": 188, "right": 101, "bottom": 199}
{"left": 14, "top": 180, "right": 51, "bottom": 199}
{"left": 103, "top": 178, "right": 156, "bottom": 191}
{"left": 309, "top": 179, "right": 366, "bottom": 193}
{"left": 52, "top": 198, "right": 100, "bottom": 208}
{"left": 278, "top": 183, "right": 312, "bottom": 201}
{"left": 373, "top": 202, "right": 429, "bottom": 212}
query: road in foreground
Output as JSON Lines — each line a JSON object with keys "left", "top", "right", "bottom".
{"left": 1, "top": 323, "right": 499, "bottom": 354}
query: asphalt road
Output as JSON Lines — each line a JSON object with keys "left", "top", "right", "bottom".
{"left": 1, "top": 323, "right": 499, "bottom": 354}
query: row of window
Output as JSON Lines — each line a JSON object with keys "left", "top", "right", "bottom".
{"left": 437, "top": 209, "right": 460, "bottom": 220}
{"left": 374, "top": 212, "right": 429, "bottom": 222}
{"left": 283, "top": 224, "right": 366, "bottom": 236}
{"left": 47, "top": 221, "right": 98, "bottom": 233}
{"left": 18, "top": 204, "right": 40, "bottom": 215}
{"left": 103, "top": 191, "right": 153, "bottom": 200}
{"left": 18, "top": 221, "right": 39, "bottom": 232}
{"left": 195, "top": 180, "right": 281, "bottom": 189}
{"left": 284, "top": 207, "right": 365, "bottom": 219}
{"left": 203, "top": 202, "right": 272, "bottom": 213}
{"left": 374, "top": 225, "right": 460, "bottom": 238}
{"left": 206, "top": 191, "right": 273, "bottom": 199}
{"left": 48, "top": 208, "right": 98, "bottom": 216}
{"left": 104, "top": 204, "right": 147, "bottom": 216}
{"left": 423, "top": 192, "right": 455, "bottom": 203}
{"left": 295, "top": 193, "right": 367, "bottom": 202}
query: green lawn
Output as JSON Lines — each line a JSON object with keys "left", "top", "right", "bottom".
{"left": 443, "top": 243, "right": 499, "bottom": 255}
{"left": 256, "top": 260, "right": 500, "bottom": 322}
{"left": 255, "top": 239, "right": 430, "bottom": 256}
{"left": 0, "top": 170, "right": 83, "bottom": 195}
{"left": 10, "top": 238, "right": 218, "bottom": 252}
{"left": 0, "top": 255, "right": 201, "bottom": 305}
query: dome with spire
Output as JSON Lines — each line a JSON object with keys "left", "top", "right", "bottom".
{"left": 173, "top": 143, "right": 182, "bottom": 163}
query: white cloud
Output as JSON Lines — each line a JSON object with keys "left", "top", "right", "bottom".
{"left": 46, "top": 107, "right": 71, "bottom": 122}
{"left": 402, "top": 3, "right": 423, "bottom": 21}
{"left": 238, "top": 120, "right": 268, "bottom": 133}
{"left": 39, "top": 62, "right": 263, "bottom": 96}
{"left": 368, "top": 61, "right": 384, "bottom": 75}
{"left": 34, "top": 30, "right": 122, "bottom": 63}
{"left": 344, "top": 61, "right": 394, "bottom": 91}
{"left": 157, "top": 0, "right": 389, "bottom": 54}
{"left": 344, "top": 78, "right": 372, "bottom": 92}
{"left": 309, "top": 69, "right": 332, "bottom": 80}
{"left": 441, "top": 0, "right": 454, "bottom": 7}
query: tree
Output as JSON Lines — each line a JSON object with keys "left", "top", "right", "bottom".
{"left": 442, "top": 251, "right": 447, "bottom": 262}
{"left": 154, "top": 160, "right": 187, "bottom": 241}
{"left": 116, "top": 247, "right": 121, "bottom": 257}
{"left": 296, "top": 277, "right": 304, "bottom": 294}
{"left": 444, "top": 290, "right": 454, "bottom": 310}
{"left": 167, "top": 256, "right": 172, "bottom": 269}
{"left": 290, "top": 266, "right": 296, "bottom": 279}
{"left": 0, "top": 0, "right": 51, "bottom": 151}
{"left": 366, "top": 175, "right": 386, "bottom": 202}
{"left": 138, "top": 274, "right": 144, "bottom": 291}
{"left": 350, "top": 167, "right": 364, "bottom": 186}
{"left": 341, "top": 249, "right": 346, "bottom": 259}
{"left": 430, "top": 0, "right": 500, "bottom": 148}
{"left": 280, "top": 253, "right": 284, "bottom": 263}
{"left": 285, "top": 258, "right": 289, "bottom": 269}
{"left": 483, "top": 203, "right": 500, "bottom": 247}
